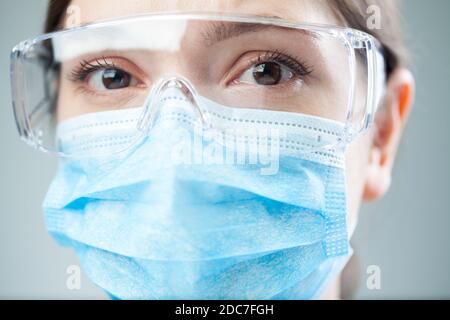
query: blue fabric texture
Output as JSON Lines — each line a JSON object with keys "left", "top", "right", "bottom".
{"left": 43, "top": 92, "right": 350, "bottom": 299}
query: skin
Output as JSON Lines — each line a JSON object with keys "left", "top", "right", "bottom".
{"left": 58, "top": 0, "right": 415, "bottom": 299}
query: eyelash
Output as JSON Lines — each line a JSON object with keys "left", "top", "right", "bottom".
{"left": 69, "top": 57, "right": 117, "bottom": 82}
{"left": 68, "top": 51, "right": 313, "bottom": 86}
{"left": 245, "top": 50, "right": 313, "bottom": 79}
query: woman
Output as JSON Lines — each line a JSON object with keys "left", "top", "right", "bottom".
{"left": 10, "top": 0, "right": 414, "bottom": 299}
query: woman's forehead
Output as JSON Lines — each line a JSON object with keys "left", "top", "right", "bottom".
{"left": 66, "top": 0, "right": 340, "bottom": 27}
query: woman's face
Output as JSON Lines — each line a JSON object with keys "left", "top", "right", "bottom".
{"left": 57, "top": 0, "right": 381, "bottom": 236}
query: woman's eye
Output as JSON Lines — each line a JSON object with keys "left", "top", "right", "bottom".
{"left": 238, "top": 62, "right": 294, "bottom": 86}
{"left": 87, "top": 68, "right": 136, "bottom": 91}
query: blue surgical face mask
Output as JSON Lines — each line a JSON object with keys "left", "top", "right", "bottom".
{"left": 43, "top": 88, "right": 352, "bottom": 299}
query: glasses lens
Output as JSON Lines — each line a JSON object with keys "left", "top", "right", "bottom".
{"left": 13, "top": 17, "right": 357, "bottom": 157}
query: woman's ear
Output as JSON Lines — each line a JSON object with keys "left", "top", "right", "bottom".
{"left": 363, "top": 68, "right": 415, "bottom": 202}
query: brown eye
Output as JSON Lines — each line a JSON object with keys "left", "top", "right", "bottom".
{"left": 252, "top": 62, "right": 283, "bottom": 85}
{"left": 101, "top": 68, "right": 131, "bottom": 90}
{"left": 238, "top": 61, "right": 294, "bottom": 86}
{"left": 87, "top": 68, "right": 136, "bottom": 91}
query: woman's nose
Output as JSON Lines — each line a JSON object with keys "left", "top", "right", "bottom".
{"left": 137, "top": 74, "right": 210, "bottom": 133}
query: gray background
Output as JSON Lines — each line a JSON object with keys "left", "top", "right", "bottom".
{"left": 0, "top": 0, "right": 449, "bottom": 299}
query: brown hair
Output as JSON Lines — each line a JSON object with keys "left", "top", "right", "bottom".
{"left": 44, "top": 0, "right": 407, "bottom": 78}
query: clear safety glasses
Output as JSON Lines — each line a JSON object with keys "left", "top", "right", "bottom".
{"left": 10, "top": 13, "right": 385, "bottom": 158}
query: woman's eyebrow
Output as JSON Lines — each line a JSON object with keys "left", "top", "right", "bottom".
{"left": 200, "top": 21, "right": 319, "bottom": 46}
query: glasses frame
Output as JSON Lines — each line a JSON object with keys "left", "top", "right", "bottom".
{"left": 10, "top": 12, "right": 385, "bottom": 156}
